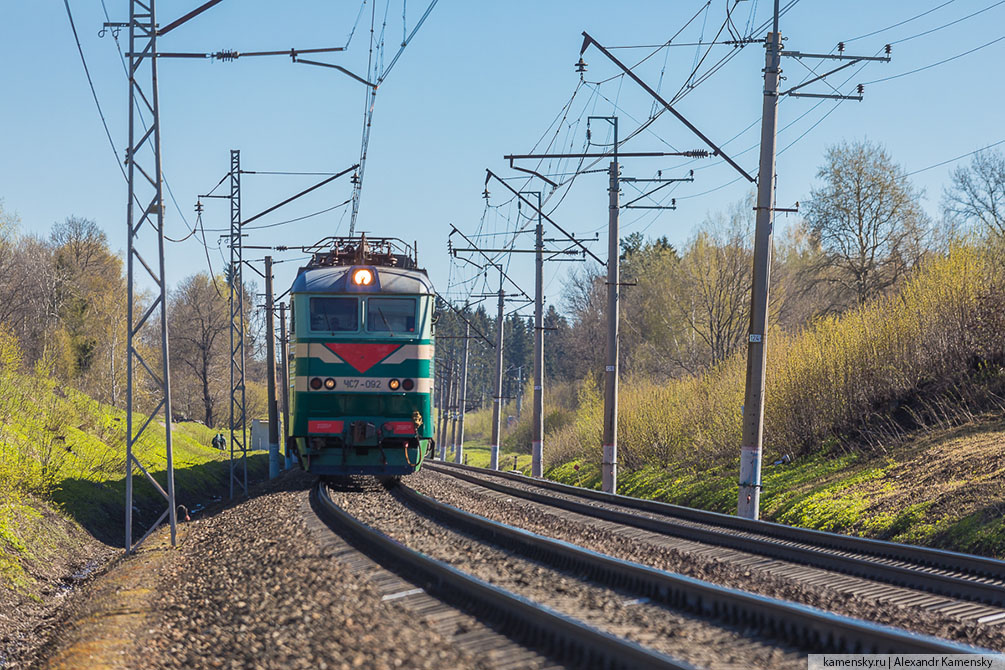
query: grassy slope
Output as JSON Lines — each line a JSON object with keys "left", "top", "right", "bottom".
{"left": 1, "top": 374, "right": 269, "bottom": 598}
{"left": 444, "top": 440, "right": 534, "bottom": 472}
{"left": 547, "top": 416, "right": 1005, "bottom": 557}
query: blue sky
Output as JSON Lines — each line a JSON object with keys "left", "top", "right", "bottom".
{"left": 2, "top": 1, "right": 1003, "bottom": 313}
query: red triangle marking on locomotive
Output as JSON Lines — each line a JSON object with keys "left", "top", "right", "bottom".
{"left": 325, "top": 342, "right": 402, "bottom": 373}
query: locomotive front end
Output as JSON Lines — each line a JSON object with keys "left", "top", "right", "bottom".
{"left": 286, "top": 239, "right": 435, "bottom": 476}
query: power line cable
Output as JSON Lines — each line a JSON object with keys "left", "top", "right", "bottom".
{"left": 906, "top": 138, "right": 1005, "bottom": 176}
{"left": 844, "top": 0, "right": 958, "bottom": 43}
{"left": 63, "top": 0, "right": 126, "bottom": 181}
{"left": 888, "top": 0, "right": 1005, "bottom": 45}
{"left": 862, "top": 34, "right": 1005, "bottom": 85}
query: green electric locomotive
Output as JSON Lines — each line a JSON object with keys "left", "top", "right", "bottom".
{"left": 286, "top": 237, "right": 435, "bottom": 476}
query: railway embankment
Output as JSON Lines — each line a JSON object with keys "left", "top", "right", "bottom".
{"left": 0, "top": 341, "right": 269, "bottom": 667}
{"left": 546, "top": 416, "right": 1005, "bottom": 558}
{"left": 39, "top": 471, "right": 489, "bottom": 670}
{"left": 464, "top": 243, "right": 1005, "bottom": 559}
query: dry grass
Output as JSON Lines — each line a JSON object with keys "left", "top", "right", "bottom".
{"left": 545, "top": 243, "right": 1005, "bottom": 471}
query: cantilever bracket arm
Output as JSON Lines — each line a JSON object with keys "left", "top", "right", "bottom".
{"left": 294, "top": 57, "right": 377, "bottom": 89}
{"left": 157, "top": 0, "right": 227, "bottom": 37}
{"left": 580, "top": 32, "right": 755, "bottom": 184}
{"left": 507, "top": 158, "right": 559, "bottom": 188}
{"left": 779, "top": 58, "right": 860, "bottom": 97}
{"left": 241, "top": 163, "right": 359, "bottom": 228}
{"left": 486, "top": 169, "right": 605, "bottom": 266}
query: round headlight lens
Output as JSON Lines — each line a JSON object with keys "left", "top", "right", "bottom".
{"left": 402, "top": 378, "right": 415, "bottom": 391}
{"left": 352, "top": 268, "right": 373, "bottom": 286}
{"left": 324, "top": 378, "right": 336, "bottom": 390}
{"left": 309, "top": 377, "right": 323, "bottom": 390}
{"left": 388, "top": 378, "right": 401, "bottom": 390}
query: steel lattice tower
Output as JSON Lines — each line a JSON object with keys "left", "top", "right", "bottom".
{"left": 124, "top": 0, "right": 177, "bottom": 553}
{"left": 228, "top": 149, "right": 248, "bottom": 498}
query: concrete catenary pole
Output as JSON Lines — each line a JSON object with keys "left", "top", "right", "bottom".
{"left": 278, "top": 301, "right": 292, "bottom": 470}
{"left": 532, "top": 195, "right": 545, "bottom": 478}
{"left": 448, "top": 357, "right": 460, "bottom": 460}
{"left": 455, "top": 321, "right": 470, "bottom": 464}
{"left": 438, "top": 352, "right": 453, "bottom": 460}
{"left": 601, "top": 146, "right": 621, "bottom": 494}
{"left": 265, "top": 256, "right": 280, "bottom": 480}
{"left": 490, "top": 273, "right": 505, "bottom": 470}
{"left": 738, "top": 16, "right": 782, "bottom": 520}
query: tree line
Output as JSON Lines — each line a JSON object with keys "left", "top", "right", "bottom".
{"left": 0, "top": 206, "right": 264, "bottom": 429}
{"left": 434, "top": 141, "right": 1005, "bottom": 419}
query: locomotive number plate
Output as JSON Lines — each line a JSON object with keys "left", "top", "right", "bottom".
{"left": 338, "top": 378, "right": 385, "bottom": 390}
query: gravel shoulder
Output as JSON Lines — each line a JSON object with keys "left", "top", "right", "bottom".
{"left": 327, "top": 481, "right": 806, "bottom": 670}
{"left": 409, "top": 468, "right": 1005, "bottom": 651}
{"left": 145, "top": 471, "right": 491, "bottom": 670}
{"left": 34, "top": 471, "right": 518, "bottom": 670}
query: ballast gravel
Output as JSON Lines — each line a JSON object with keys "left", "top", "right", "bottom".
{"left": 327, "top": 483, "right": 806, "bottom": 670}
{"left": 409, "top": 468, "right": 1005, "bottom": 652}
{"left": 146, "top": 471, "right": 487, "bottom": 670}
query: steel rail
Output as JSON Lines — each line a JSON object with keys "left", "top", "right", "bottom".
{"left": 395, "top": 482, "right": 986, "bottom": 655}
{"left": 429, "top": 461, "right": 1005, "bottom": 577}
{"left": 426, "top": 462, "right": 1005, "bottom": 607}
{"left": 313, "top": 483, "right": 695, "bottom": 670}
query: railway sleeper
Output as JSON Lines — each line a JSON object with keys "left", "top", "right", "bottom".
{"left": 393, "top": 481, "right": 986, "bottom": 655}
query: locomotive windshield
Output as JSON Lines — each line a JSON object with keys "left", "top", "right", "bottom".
{"left": 310, "top": 297, "right": 358, "bottom": 332}
{"left": 367, "top": 297, "right": 416, "bottom": 333}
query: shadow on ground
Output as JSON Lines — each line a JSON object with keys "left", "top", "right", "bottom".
{"left": 52, "top": 453, "right": 272, "bottom": 547}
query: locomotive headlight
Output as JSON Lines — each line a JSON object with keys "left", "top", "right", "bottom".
{"left": 402, "top": 379, "right": 415, "bottom": 391}
{"left": 324, "top": 377, "right": 336, "bottom": 390}
{"left": 388, "top": 378, "right": 401, "bottom": 390}
{"left": 352, "top": 268, "right": 373, "bottom": 286}
{"left": 309, "top": 377, "right": 323, "bottom": 390}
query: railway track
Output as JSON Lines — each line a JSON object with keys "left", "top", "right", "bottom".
{"left": 313, "top": 481, "right": 695, "bottom": 670}
{"left": 424, "top": 461, "right": 1005, "bottom": 624}
{"left": 391, "top": 478, "right": 984, "bottom": 656}
{"left": 314, "top": 477, "right": 986, "bottom": 670}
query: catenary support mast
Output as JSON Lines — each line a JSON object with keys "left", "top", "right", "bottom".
{"left": 738, "top": 8, "right": 783, "bottom": 520}
{"left": 265, "top": 256, "right": 280, "bottom": 480}
{"left": 490, "top": 273, "right": 505, "bottom": 470}
{"left": 279, "top": 301, "right": 292, "bottom": 470}
{"left": 124, "top": 0, "right": 177, "bottom": 553}
{"left": 532, "top": 193, "right": 545, "bottom": 478}
{"left": 229, "top": 149, "right": 248, "bottom": 498}
{"left": 456, "top": 321, "right": 470, "bottom": 464}
{"left": 601, "top": 124, "right": 621, "bottom": 494}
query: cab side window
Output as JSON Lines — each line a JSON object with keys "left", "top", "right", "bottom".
{"left": 310, "top": 297, "right": 359, "bottom": 332}
{"left": 367, "top": 298, "right": 416, "bottom": 333}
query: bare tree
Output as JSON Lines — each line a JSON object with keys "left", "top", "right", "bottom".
{"left": 169, "top": 273, "right": 229, "bottom": 426}
{"left": 944, "top": 149, "right": 1005, "bottom": 237}
{"left": 804, "top": 140, "right": 927, "bottom": 306}
{"left": 672, "top": 203, "right": 753, "bottom": 368}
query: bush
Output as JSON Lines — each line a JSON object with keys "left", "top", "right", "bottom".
{"left": 546, "top": 244, "right": 1005, "bottom": 473}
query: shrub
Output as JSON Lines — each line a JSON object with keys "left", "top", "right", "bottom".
{"left": 547, "top": 244, "right": 1005, "bottom": 473}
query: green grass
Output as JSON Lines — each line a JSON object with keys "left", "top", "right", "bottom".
{"left": 440, "top": 440, "right": 534, "bottom": 473}
{"left": 544, "top": 422, "right": 1005, "bottom": 558}
{"left": 0, "top": 337, "right": 270, "bottom": 593}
